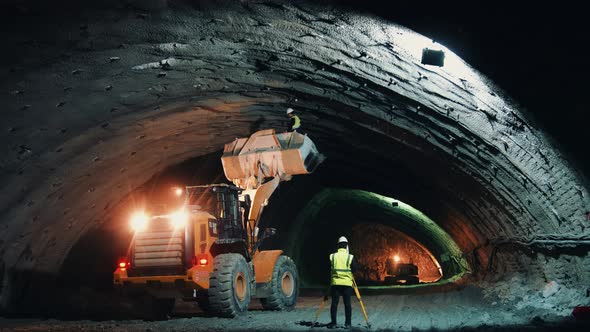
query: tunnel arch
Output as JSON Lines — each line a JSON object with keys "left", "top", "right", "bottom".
{"left": 1, "top": 0, "right": 589, "bottom": 310}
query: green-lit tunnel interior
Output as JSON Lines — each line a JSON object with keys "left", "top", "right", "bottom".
{"left": 286, "top": 189, "right": 466, "bottom": 287}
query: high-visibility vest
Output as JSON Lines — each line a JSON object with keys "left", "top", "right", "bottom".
{"left": 330, "top": 248, "right": 353, "bottom": 286}
{"left": 292, "top": 115, "right": 301, "bottom": 129}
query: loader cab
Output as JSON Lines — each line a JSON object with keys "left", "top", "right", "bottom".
{"left": 185, "top": 184, "right": 247, "bottom": 241}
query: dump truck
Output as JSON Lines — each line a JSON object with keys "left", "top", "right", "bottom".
{"left": 113, "top": 129, "right": 324, "bottom": 317}
{"left": 384, "top": 261, "right": 420, "bottom": 285}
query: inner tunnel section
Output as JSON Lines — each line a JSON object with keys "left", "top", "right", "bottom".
{"left": 351, "top": 223, "right": 442, "bottom": 284}
{"left": 285, "top": 189, "right": 467, "bottom": 287}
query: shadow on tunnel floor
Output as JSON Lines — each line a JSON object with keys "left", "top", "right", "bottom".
{"left": 409, "top": 321, "right": 590, "bottom": 332}
{"left": 2, "top": 286, "right": 590, "bottom": 332}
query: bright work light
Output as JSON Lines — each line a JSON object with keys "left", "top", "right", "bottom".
{"left": 130, "top": 212, "right": 149, "bottom": 232}
{"left": 170, "top": 210, "right": 188, "bottom": 229}
{"left": 174, "top": 187, "right": 183, "bottom": 196}
{"left": 421, "top": 48, "right": 445, "bottom": 67}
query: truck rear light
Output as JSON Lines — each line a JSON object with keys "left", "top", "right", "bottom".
{"left": 193, "top": 254, "right": 209, "bottom": 266}
{"left": 117, "top": 257, "right": 130, "bottom": 270}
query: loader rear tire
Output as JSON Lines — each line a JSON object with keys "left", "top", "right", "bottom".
{"left": 208, "top": 253, "right": 251, "bottom": 317}
{"left": 260, "top": 255, "right": 298, "bottom": 311}
{"left": 195, "top": 292, "right": 209, "bottom": 312}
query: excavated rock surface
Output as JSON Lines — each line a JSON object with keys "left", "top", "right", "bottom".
{"left": 1, "top": 0, "right": 589, "bottom": 313}
{"left": 351, "top": 223, "right": 442, "bottom": 283}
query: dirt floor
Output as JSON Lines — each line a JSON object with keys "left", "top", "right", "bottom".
{"left": 1, "top": 286, "right": 589, "bottom": 331}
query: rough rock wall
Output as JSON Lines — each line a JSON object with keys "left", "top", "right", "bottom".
{"left": 351, "top": 223, "right": 441, "bottom": 283}
{"left": 1, "top": 0, "right": 589, "bottom": 307}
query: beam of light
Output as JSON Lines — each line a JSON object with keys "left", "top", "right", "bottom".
{"left": 170, "top": 210, "right": 188, "bottom": 229}
{"left": 130, "top": 211, "right": 149, "bottom": 232}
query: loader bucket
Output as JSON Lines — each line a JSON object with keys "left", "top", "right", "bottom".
{"left": 221, "top": 129, "right": 325, "bottom": 187}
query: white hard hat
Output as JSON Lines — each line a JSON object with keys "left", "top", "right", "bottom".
{"left": 338, "top": 236, "right": 348, "bottom": 243}
{"left": 286, "top": 108, "right": 294, "bottom": 114}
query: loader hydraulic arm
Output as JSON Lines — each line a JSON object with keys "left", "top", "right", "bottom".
{"left": 221, "top": 129, "right": 325, "bottom": 253}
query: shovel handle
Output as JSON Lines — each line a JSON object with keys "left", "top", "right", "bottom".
{"left": 314, "top": 288, "right": 330, "bottom": 323}
{"left": 314, "top": 297, "right": 326, "bottom": 322}
{"left": 352, "top": 278, "right": 370, "bottom": 327}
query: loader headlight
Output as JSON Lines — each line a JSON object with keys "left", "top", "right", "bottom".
{"left": 173, "top": 187, "right": 183, "bottom": 197}
{"left": 170, "top": 210, "right": 188, "bottom": 229}
{"left": 130, "top": 212, "right": 149, "bottom": 232}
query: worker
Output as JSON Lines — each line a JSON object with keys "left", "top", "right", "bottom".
{"left": 286, "top": 108, "right": 301, "bottom": 133}
{"left": 327, "top": 236, "right": 358, "bottom": 329}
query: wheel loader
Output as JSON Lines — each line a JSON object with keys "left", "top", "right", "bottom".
{"left": 113, "top": 129, "right": 324, "bottom": 317}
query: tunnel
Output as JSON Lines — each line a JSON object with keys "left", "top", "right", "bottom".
{"left": 1, "top": 0, "right": 590, "bottom": 330}
{"left": 285, "top": 189, "right": 463, "bottom": 286}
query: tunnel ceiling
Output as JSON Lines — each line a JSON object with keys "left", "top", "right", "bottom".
{"left": 1, "top": 0, "right": 590, "bottom": 303}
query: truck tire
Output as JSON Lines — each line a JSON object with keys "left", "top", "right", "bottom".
{"left": 406, "top": 276, "right": 420, "bottom": 285}
{"left": 208, "top": 253, "right": 251, "bottom": 317}
{"left": 383, "top": 276, "right": 396, "bottom": 285}
{"left": 260, "top": 255, "right": 298, "bottom": 310}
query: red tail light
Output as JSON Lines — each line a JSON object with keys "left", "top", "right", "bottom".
{"left": 117, "top": 257, "right": 130, "bottom": 270}
{"left": 193, "top": 254, "right": 209, "bottom": 266}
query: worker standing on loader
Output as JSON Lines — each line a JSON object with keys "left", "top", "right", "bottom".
{"left": 328, "top": 236, "right": 358, "bottom": 329}
{"left": 286, "top": 108, "right": 302, "bottom": 133}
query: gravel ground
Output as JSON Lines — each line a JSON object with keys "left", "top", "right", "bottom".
{"left": 1, "top": 286, "right": 589, "bottom": 331}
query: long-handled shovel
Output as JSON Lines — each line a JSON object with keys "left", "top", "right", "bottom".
{"left": 295, "top": 289, "right": 330, "bottom": 328}
{"left": 314, "top": 295, "right": 329, "bottom": 323}
{"left": 314, "top": 287, "right": 331, "bottom": 324}
{"left": 352, "top": 278, "right": 371, "bottom": 328}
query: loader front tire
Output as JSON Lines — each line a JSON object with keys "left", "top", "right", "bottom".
{"left": 260, "top": 255, "right": 298, "bottom": 310}
{"left": 208, "top": 253, "right": 251, "bottom": 317}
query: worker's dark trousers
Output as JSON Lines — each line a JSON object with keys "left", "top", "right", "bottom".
{"left": 330, "top": 285, "right": 353, "bottom": 324}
